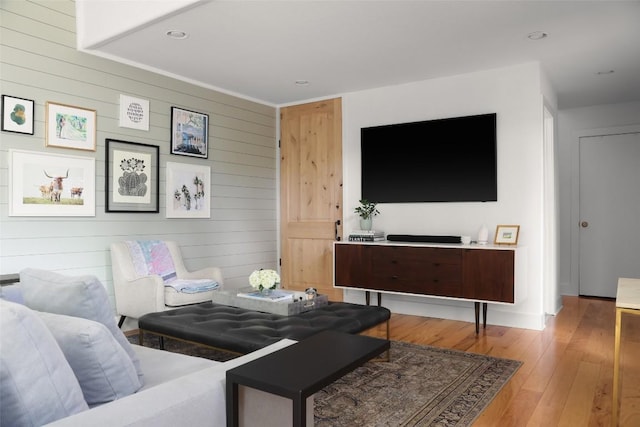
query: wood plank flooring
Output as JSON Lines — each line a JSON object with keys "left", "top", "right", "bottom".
{"left": 363, "top": 296, "right": 640, "bottom": 426}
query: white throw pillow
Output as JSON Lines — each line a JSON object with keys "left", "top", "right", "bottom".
{"left": 20, "top": 268, "right": 144, "bottom": 385}
{"left": 37, "top": 311, "right": 142, "bottom": 406}
{"left": 0, "top": 300, "right": 88, "bottom": 426}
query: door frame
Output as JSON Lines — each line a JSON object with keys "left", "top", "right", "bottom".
{"left": 570, "top": 124, "right": 640, "bottom": 295}
{"left": 276, "top": 108, "right": 281, "bottom": 275}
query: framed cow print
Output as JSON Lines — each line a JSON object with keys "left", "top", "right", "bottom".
{"left": 8, "top": 149, "right": 96, "bottom": 217}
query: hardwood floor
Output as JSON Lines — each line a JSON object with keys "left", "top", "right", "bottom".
{"left": 363, "top": 296, "right": 640, "bottom": 426}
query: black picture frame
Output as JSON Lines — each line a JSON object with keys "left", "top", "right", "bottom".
{"left": 2, "top": 95, "right": 35, "bottom": 135}
{"left": 105, "top": 139, "right": 159, "bottom": 213}
{"left": 170, "top": 106, "right": 209, "bottom": 158}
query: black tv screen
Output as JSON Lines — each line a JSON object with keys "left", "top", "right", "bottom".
{"left": 361, "top": 113, "right": 497, "bottom": 203}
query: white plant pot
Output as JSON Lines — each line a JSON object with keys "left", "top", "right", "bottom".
{"left": 359, "top": 218, "right": 372, "bottom": 230}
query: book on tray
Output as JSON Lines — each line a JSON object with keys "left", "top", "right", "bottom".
{"left": 236, "top": 289, "right": 295, "bottom": 302}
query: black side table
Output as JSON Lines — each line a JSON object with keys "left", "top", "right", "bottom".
{"left": 226, "top": 329, "right": 389, "bottom": 427}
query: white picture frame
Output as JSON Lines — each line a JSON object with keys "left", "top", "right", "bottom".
{"left": 166, "top": 161, "right": 211, "bottom": 218}
{"left": 119, "top": 94, "right": 149, "bottom": 131}
{"left": 9, "top": 149, "right": 95, "bottom": 217}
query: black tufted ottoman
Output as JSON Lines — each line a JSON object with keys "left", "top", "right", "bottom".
{"left": 138, "top": 301, "right": 390, "bottom": 355}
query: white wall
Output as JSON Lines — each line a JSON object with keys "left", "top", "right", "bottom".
{"left": 341, "top": 62, "right": 549, "bottom": 330}
{"left": 0, "top": 1, "right": 277, "bottom": 310}
{"left": 557, "top": 101, "right": 640, "bottom": 295}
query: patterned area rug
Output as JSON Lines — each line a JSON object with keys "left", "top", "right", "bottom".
{"left": 128, "top": 334, "right": 521, "bottom": 426}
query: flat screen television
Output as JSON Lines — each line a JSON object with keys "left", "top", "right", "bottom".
{"left": 361, "top": 113, "right": 497, "bottom": 203}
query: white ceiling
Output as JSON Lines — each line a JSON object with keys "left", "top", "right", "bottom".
{"left": 77, "top": 0, "right": 640, "bottom": 108}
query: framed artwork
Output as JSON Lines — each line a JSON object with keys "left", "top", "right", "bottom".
{"left": 119, "top": 94, "right": 149, "bottom": 131}
{"left": 45, "top": 102, "right": 97, "bottom": 151}
{"left": 494, "top": 225, "right": 520, "bottom": 245}
{"left": 8, "top": 149, "right": 96, "bottom": 217}
{"left": 170, "top": 106, "right": 208, "bottom": 158}
{"left": 2, "top": 95, "right": 35, "bottom": 135}
{"left": 105, "top": 139, "right": 159, "bottom": 213}
{"left": 166, "top": 162, "right": 211, "bottom": 218}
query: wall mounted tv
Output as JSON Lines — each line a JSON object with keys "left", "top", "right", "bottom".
{"left": 361, "top": 113, "right": 497, "bottom": 203}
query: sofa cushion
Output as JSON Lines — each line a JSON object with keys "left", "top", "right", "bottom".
{"left": 20, "top": 268, "right": 144, "bottom": 385}
{"left": 0, "top": 284, "right": 24, "bottom": 304}
{"left": 0, "top": 300, "right": 88, "bottom": 426}
{"left": 38, "top": 311, "right": 142, "bottom": 406}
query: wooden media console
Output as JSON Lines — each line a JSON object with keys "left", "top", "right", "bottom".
{"left": 333, "top": 241, "right": 518, "bottom": 333}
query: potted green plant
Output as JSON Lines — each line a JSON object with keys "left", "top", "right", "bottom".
{"left": 354, "top": 199, "right": 379, "bottom": 230}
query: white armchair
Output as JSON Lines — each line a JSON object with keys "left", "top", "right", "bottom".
{"left": 110, "top": 240, "right": 223, "bottom": 327}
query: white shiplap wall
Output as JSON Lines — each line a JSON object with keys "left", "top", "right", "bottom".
{"left": 0, "top": 0, "right": 278, "bottom": 309}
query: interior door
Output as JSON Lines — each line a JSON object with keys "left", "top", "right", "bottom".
{"left": 280, "top": 98, "right": 343, "bottom": 300}
{"left": 579, "top": 131, "right": 640, "bottom": 297}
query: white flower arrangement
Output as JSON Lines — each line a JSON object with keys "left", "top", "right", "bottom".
{"left": 249, "top": 269, "right": 280, "bottom": 291}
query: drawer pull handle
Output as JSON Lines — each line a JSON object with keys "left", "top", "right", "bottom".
{"left": 391, "top": 275, "right": 399, "bottom": 280}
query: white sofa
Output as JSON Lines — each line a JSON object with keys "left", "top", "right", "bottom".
{"left": 46, "top": 339, "right": 297, "bottom": 426}
{"left": 1, "top": 269, "right": 313, "bottom": 427}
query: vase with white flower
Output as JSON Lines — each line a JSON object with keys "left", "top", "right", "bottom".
{"left": 249, "top": 269, "right": 281, "bottom": 294}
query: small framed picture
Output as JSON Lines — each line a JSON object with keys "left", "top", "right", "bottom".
{"left": 170, "top": 106, "right": 208, "bottom": 158}
{"left": 45, "top": 102, "right": 97, "bottom": 151}
{"left": 494, "top": 225, "right": 520, "bottom": 245}
{"left": 9, "top": 149, "right": 96, "bottom": 217}
{"left": 119, "top": 94, "right": 149, "bottom": 131}
{"left": 105, "top": 139, "right": 159, "bottom": 213}
{"left": 2, "top": 95, "right": 35, "bottom": 135}
{"left": 166, "top": 162, "right": 211, "bottom": 218}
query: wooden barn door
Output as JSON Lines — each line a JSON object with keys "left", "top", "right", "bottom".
{"left": 280, "top": 98, "right": 343, "bottom": 300}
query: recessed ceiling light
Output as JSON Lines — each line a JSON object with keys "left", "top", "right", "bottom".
{"left": 166, "top": 30, "right": 188, "bottom": 40}
{"left": 295, "top": 80, "right": 310, "bottom": 86}
{"left": 527, "top": 31, "right": 548, "bottom": 41}
{"left": 596, "top": 70, "right": 615, "bottom": 75}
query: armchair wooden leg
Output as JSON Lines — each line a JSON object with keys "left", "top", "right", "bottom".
{"left": 118, "top": 315, "right": 126, "bottom": 328}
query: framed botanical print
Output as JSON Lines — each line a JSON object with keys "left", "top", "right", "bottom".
{"left": 105, "top": 139, "right": 159, "bottom": 213}
{"left": 166, "top": 162, "right": 211, "bottom": 218}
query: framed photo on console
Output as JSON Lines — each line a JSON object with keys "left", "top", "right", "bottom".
{"left": 494, "top": 225, "right": 520, "bottom": 245}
